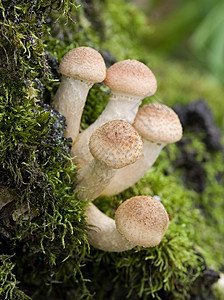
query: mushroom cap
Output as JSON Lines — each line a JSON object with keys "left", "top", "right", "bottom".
{"left": 104, "top": 59, "right": 157, "bottom": 97}
{"left": 115, "top": 196, "right": 169, "bottom": 247}
{"left": 89, "top": 120, "right": 143, "bottom": 169}
{"left": 133, "top": 103, "right": 183, "bottom": 144}
{"left": 59, "top": 47, "right": 106, "bottom": 82}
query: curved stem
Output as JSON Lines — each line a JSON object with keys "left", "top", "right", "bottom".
{"left": 85, "top": 203, "right": 135, "bottom": 252}
{"left": 75, "top": 159, "right": 115, "bottom": 201}
{"left": 71, "top": 92, "right": 142, "bottom": 168}
{"left": 101, "top": 140, "right": 165, "bottom": 196}
{"left": 53, "top": 75, "right": 93, "bottom": 142}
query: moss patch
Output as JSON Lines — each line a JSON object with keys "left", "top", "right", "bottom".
{"left": 0, "top": 0, "right": 224, "bottom": 299}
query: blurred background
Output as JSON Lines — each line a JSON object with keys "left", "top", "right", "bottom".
{"left": 131, "top": 0, "right": 224, "bottom": 83}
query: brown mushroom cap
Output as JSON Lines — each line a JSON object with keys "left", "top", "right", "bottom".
{"left": 104, "top": 60, "right": 157, "bottom": 97}
{"left": 133, "top": 103, "right": 183, "bottom": 144}
{"left": 59, "top": 47, "right": 106, "bottom": 82}
{"left": 115, "top": 195, "right": 169, "bottom": 247}
{"left": 89, "top": 120, "right": 143, "bottom": 169}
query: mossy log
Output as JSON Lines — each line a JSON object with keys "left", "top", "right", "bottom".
{"left": 0, "top": 1, "right": 223, "bottom": 299}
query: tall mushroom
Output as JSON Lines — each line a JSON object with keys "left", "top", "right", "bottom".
{"left": 53, "top": 46, "right": 106, "bottom": 142}
{"left": 71, "top": 59, "right": 157, "bottom": 168}
{"left": 75, "top": 120, "right": 143, "bottom": 201}
{"left": 86, "top": 196, "right": 169, "bottom": 252}
{"left": 101, "top": 103, "right": 182, "bottom": 196}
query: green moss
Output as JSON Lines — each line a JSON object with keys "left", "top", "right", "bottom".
{"left": 0, "top": 255, "right": 31, "bottom": 300}
{"left": 84, "top": 243, "right": 202, "bottom": 300}
{"left": 177, "top": 133, "right": 224, "bottom": 269}
{"left": 0, "top": 1, "right": 89, "bottom": 298}
{"left": 90, "top": 158, "right": 203, "bottom": 299}
{"left": 0, "top": 90, "right": 89, "bottom": 297}
{"left": 1, "top": 0, "right": 224, "bottom": 299}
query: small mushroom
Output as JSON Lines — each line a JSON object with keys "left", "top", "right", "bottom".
{"left": 86, "top": 195, "right": 169, "bottom": 252}
{"left": 53, "top": 47, "right": 106, "bottom": 142}
{"left": 85, "top": 202, "right": 135, "bottom": 252}
{"left": 71, "top": 59, "right": 157, "bottom": 168}
{"left": 75, "top": 120, "right": 143, "bottom": 201}
{"left": 101, "top": 103, "right": 183, "bottom": 196}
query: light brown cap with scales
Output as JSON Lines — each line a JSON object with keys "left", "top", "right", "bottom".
{"left": 133, "top": 103, "right": 183, "bottom": 144}
{"left": 104, "top": 59, "right": 157, "bottom": 97}
{"left": 115, "top": 195, "right": 169, "bottom": 247}
{"left": 59, "top": 47, "right": 106, "bottom": 82}
{"left": 89, "top": 120, "right": 143, "bottom": 169}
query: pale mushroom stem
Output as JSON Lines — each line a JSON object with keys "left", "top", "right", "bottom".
{"left": 71, "top": 58, "right": 157, "bottom": 169}
{"left": 71, "top": 92, "right": 142, "bottom": 168}
{"left": 101, "top": 103, "right": 183, "bottom": 196}
{"left": 85, "top": 202, "right": 135, "bottom": 252}
{"left": 102, "top": 91, "right": 143, "bottom": 124}
{"left": 101, "top": 140, "right": 165, "bottom": 197}
{"left": 53, "top": 47, "right": 106, "bottom": 141}
{"left": 53, "top": 75, "right": 93, "bottom": 142}
{"left": 75, "top": 159, "right": 115, "bottom": 201}
{"left": 86, "top": 196, "right": 169, "bottom": 252}
{"left": 75, "top": 120, "right": 143, "bottom": 200}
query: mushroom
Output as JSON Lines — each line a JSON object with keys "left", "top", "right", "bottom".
{"left": 71, "top": 59, "right": 157, "bottom": 168}
{"left": 85, "top": 202, "right": 135, "bottom": 252}
{"left": 86, "top": 195, "right": 169, "bottom": 252}
{"left": 75, "top": 120, "right": 143, "bottom": 201}
{"left": 53, "top": 46, "right": 106, "bottom": 142}
{"left": 101, "top": 103, "right": 183, "bottom": 196}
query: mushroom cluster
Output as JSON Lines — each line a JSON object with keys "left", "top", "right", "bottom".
{"left": 53, "top": 46, "right": 183, "bottom": 252}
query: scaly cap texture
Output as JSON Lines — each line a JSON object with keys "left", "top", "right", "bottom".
{"left": 133, "top": 103, "right": 183, "bottom": 143}
{"left": 104, "top": 59, "right": 157, "bottom": 97}
{"left": 115, "top": 195, "right": 169, "bottom": 247}
{"left": 89, "top": 120, "right": 143, "bottom": 169}
{"left": 59, "top": 47, "right": 106, "bottom": 82}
